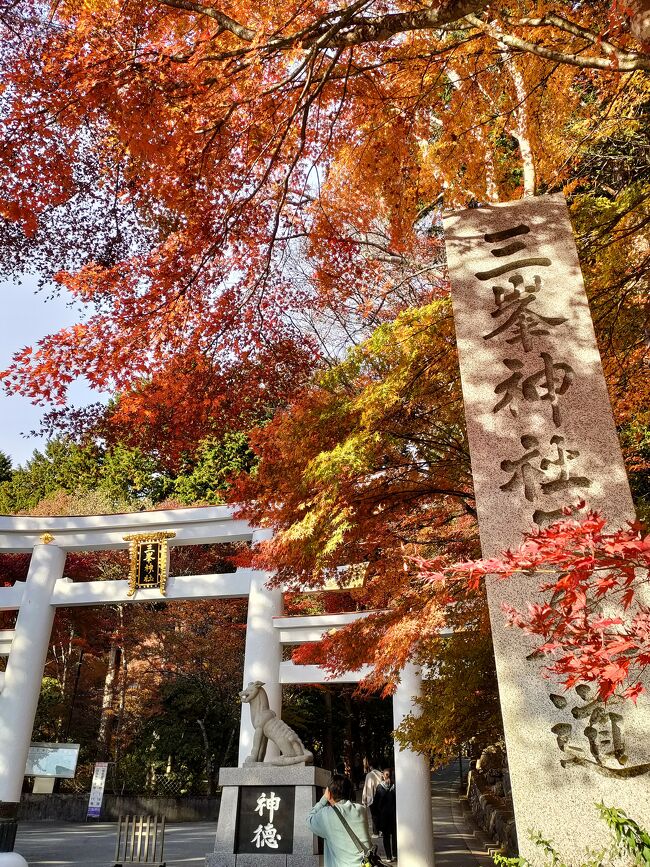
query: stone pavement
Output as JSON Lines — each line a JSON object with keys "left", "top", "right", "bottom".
{"left": 14, "top": 820, "right": 218, "bottom": 866}
{"left": 430, "top": 762, "right": 495, "bottom": 867}
{"left": 14, "top": 764, "right": 494, "bottom": 866}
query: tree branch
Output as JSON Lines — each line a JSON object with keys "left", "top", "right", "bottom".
{"left": 160, "top": 0, "right": 255, "bottom": 41}
{"left": 310, "top": 0, "right": 488, "bottom": 47}
{"left": 505, "top": 12, "right": 620, "bottom": 55}
{"left": 466, "top": 13, "right": 650, "bottom": 72}
{"left": 160, "top": 0, "right": 489, "bottom": 51}
{"left": 157, "top": 0, "right": 650, "bottom": 71}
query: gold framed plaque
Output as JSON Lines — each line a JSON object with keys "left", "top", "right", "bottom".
{"left": 123, "top": 532, "right": 176, "bottom": 596}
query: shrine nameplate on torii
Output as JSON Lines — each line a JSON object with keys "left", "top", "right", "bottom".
{"left": 444, "top": 194, "right": 650, "bottom": 862}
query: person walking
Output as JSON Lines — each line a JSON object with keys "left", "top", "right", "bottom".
{"left": 361, "top": 759, "right": 383, "bottom": 834}
{"left": 306, "top": 773, "right": 372, "bottom": 867}
{"left": 372, "top": 768, "right": 397, "bottom": 862}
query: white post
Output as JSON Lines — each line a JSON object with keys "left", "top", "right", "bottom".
{"left": 393, "top": 663, "right": 435, "bottom": 867}
{"left": 238, "top": 529, "right": 282, "bottom": 765}
{"left": 0, "top": 542, "right": 65, "bottom": 867}
{"left": 0, "top": 543, "right": 64, "bottom": 802}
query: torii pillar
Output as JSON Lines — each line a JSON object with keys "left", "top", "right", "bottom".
{"left": 238, "top": 529, "right": 283, "bottom": 764}
{"left": 393, "top": 664, "right": 435, "bottom": 867}
{"left": 0, "top": 541, "right": 66, "bottom": 865}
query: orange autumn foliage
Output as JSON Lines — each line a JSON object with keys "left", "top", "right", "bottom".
{"left": 0, "top": 2, "right": 648, "bottom": 716}
{"left": 1, "top": 1, "right": 648, "bottom": 461}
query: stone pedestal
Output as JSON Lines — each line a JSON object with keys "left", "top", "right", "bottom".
{"left": 206, "top": 766, "right": 330, "bottom": 867}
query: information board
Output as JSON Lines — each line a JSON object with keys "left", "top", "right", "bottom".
{"left": 87, "top": 762, "right": 109, "bottom": 819}
{"left": 25, "top": 743, "right": 80, "bottom": 779}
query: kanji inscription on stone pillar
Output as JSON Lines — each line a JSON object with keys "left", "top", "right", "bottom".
{"left": 444, "top": 193, "right": 650, "bottom": 862}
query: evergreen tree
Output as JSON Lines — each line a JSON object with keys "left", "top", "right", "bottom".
{"left": 0, "top": 451, "right": 11, "bottom": 484}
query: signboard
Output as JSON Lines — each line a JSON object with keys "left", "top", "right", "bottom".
{"left": 236, "top": 786, "right": 295, "bottom": 854}
{"left": 123, "top": 531, "right": 175, "bottom": 596}
{"left": 25, "top": 743, "right": 80, "bottom": 779}
{"left": 86, "top": 762, "right": 109, "bottom": 819}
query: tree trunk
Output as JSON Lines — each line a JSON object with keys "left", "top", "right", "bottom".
{"left": 197, "top": 717, "right": 214, "bottom": 795}
{"left": 111, "top": 645, "right": 129, "bottom": 793}
{"left": 54, "top": 624, "right": 75, "bottom": 739}
{"left": 97, "top": 641, "right": 121, "bottom": 760}
{"left": 324, "top": 688, "right": 334, "bottom": 772}
{"left": 343, "top": 690, "right": 354, "bottom": 774}
{"left": 447, "top": 67, "right": 500, "bottom": 203}
{"left": 62, "top": 649, "right": 85, "bottom": 742}
{"left": 500, "top": 46, "right": 536, "bottom": 197}
{"left": 221, "top": 725, "right": 236, "bottom": 770}
{"left": 115, "top": 647, "right": 128, "bottom": 751}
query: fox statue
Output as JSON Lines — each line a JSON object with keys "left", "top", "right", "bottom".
{"left": 240, "top": 680, "right": 314, "bottom": 767}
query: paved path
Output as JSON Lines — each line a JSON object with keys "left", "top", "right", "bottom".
{"left": 15, "top": 821, "right": 218, "bottom": 866}
{"left": 431, "top": 762, "right": 495, "bottom": 867}
{"left": 14, "top": 764, "right": 494, "bottom": 866}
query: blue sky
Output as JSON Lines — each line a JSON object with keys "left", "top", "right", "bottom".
{"left": 0, "top": 275, "right": 102, "bottom": 467}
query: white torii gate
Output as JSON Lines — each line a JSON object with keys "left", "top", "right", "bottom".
{"left": 0, "top": 506, "right": 435, "bottom": 867}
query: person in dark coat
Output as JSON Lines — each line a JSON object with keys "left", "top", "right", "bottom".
{"left": 372, "top": 768, "right": 397, "bottom": 862}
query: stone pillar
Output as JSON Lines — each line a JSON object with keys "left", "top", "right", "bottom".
{"left": 444, "top": 194, "right": 649, "bottom": 862}
{"left": 238, "top": 529, "right": 282, "bottom": 765}
{"left": 0, "top": 542, "right": 64, "bottom": 867}
{"left": 393, "top": 664, "right": 435, "bottom": 867}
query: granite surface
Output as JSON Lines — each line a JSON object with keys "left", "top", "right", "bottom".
{"left": 291, "top": 786, "right": 319, "bottom": 855}
{"left": 205, "top": 855, "right": 237, "bottom": 867}
{"left": 231, "top": 856, "right": 288, "bottom": 867}
{"left": 210, "top": 767, "right": 326, "bottom": 865}
{"left": 218, "top": 767, "right": 330, "bottom": 788}
{"left": 444, "top": 194, "right": 650, "bottom": 863}
{"left": 213, "top": 786, "right": 239, "bottom": 854}
{"left": 205, "top": 857, "right": 319, "bottom": 867}
{"left": 285, "top": 857, "right": 321, "bottom": 867}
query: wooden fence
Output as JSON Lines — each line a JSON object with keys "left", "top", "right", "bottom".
{"left": 113, "top": 814, "right": 165, "bottom": 866}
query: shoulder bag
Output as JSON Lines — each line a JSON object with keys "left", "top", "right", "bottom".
{"left": 330, "top": 803, "right": 388, "bottom": 867}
